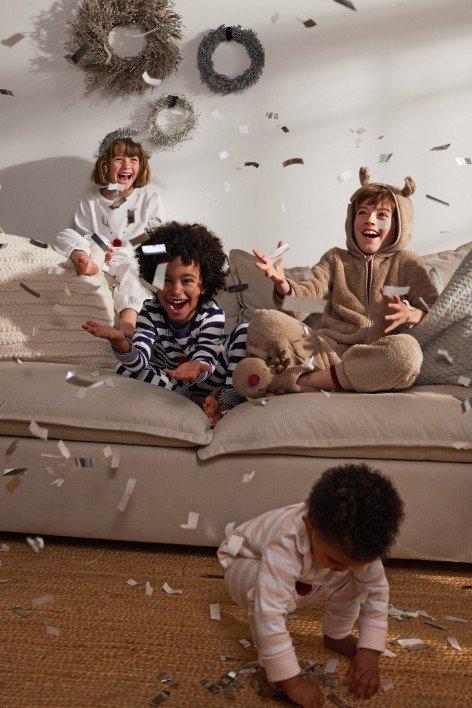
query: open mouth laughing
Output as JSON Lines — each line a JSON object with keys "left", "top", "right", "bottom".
{"left": 117, "top": 170, "right": 133, "bottom": 183}
{"left": 167, "top": 297, "right": 188, "bottom": 315}
{"left": 362, "top": 229, "right": 380, "bottom": 239}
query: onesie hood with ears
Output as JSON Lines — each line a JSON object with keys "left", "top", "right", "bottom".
{"left": 345, "top": 166, "right": 416, "bottom": 258}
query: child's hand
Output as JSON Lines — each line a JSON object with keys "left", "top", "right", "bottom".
{"left": 104, "top": 249, "right": 114, "bottom": 263}
{"left": 253, "top": 240, "right": 290, "bottom": 297}
{"left": 384, "top": 295, "right": 413, "bottom": 333}
{"left": 82, "top": 321, "right": 130, "bottom": 352}
{"left": 345, "top": 648, "right": 380, "bottom": 699}
{"left": 70, "top": 250, "right": 99, "bottom": 277}
{"left": 164, "top": 361, "right": 211, "bottom": 383}
{"left": 279, "top": 675, "right": 324, "bottom": 707}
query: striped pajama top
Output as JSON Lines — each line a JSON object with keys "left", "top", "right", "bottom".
{"left": 114, "top": 297, "right": 225, "bottom": 381}
{"left": 218, "top": 502, "right": 389, "bottom": 681}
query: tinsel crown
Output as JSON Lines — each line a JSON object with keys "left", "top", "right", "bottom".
{"left": 95, "top": 127, "right": 140, "bottom": 158}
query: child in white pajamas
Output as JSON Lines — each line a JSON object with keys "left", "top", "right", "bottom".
{"left": 218, "top": 463, "right": 404, "bottom": 706}
{"left": 50, "top": 127, "right": 165, "bottom": 336}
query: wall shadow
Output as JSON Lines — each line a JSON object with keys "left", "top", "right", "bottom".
{"left": 0, "top": 157, "right": 92, "bottom": 243}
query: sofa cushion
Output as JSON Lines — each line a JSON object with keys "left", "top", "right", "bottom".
{"left": 0, "top": 234, "right": 116, "bottom": 368}
{"left": 228, "top": 248, "right": 322, "bottom": 327}
{"left": 0, "top": 361, "right": 212, "bottom": 447}
{"left": 214, "top": 271, "right": 242, "bottom": 334}
{"left": 423, "top": 241, "right": 472, "bottom": 291}
{"left": 198, "top": 386, "right": 472, "bottom": 462}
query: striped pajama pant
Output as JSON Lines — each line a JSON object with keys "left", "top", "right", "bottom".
{"left": 116, "top": 322, "right": 248, "bottom": 405}
{"left": 224, "top": 558, "right": 365, "bottom": 665}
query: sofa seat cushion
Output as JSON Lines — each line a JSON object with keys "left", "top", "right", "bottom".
{"left": 0, "top": 362, "right": 212, "bottom": 448}
{"left": 198, "top": 386, "right": 472, "bottom": 462}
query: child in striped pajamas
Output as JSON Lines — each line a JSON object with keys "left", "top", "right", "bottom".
{"left": 83, "top": 222, "right": 247, "bottom": 420}
{"left": 218, "top": 464, "right": 404, "bottom": 706}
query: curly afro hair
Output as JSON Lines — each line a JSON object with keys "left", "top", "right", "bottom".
{"left": 307, "top": 463, "right": 404, "bottom": 562}
{"left": 136, "top": 221, "right": 227, "bottom": 301}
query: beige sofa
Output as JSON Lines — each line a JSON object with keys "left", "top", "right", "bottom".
{"left": 1, "top": 235, "right": 471, "bottom": 562}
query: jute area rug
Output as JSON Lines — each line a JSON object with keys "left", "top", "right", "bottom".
{"left": 0, "top": 535, "right": 470, "bottom": 707}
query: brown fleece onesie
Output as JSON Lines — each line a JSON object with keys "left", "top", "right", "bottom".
{"left": 273, "top": 168, "right": 439, "bottom": 392}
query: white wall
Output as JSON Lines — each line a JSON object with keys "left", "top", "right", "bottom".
{"left": 1, "top": 0, "right": 472, "bottom": 267}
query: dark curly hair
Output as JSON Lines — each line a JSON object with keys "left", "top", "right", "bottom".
{"left": 307, "top": 463, "right": 404, "bottom": 562}
{"left": 136, "top": 221, "right": 227, "bottom": 301}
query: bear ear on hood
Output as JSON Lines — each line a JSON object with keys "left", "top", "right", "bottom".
{"left": 402, "top": 176, "right": 416, "bottom": 197}
{"left": 359, "top": 166, "right": 371, "bottom": 185}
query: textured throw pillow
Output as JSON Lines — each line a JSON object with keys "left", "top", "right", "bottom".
{"left": 0, "top": 234, "right": 116, "bottom": 368}
{"left": 423, "top": 241, "right": 472, "bottom": 293}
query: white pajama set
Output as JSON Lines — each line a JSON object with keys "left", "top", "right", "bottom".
{"left": 50, "top": 184, "right": 165, "bottom": 314}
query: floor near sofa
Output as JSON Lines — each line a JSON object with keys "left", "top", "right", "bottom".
{"left": 0, "top": 536, "right": 470, "bottom": 707}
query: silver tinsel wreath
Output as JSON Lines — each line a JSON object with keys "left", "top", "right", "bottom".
{"left": 65, "top": 0, "right": 182, "bottom": 96}
{"left": 145, "top": 94, "right": 199, "bottom": 150}
{"left": 197, "top": 25, "right": 265, "bottom": 94}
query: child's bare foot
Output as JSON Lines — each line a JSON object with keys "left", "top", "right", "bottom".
{"left": 323, "top": 633, "right": 358, "bottom": 659}
{"left": 70, "top": 250, "right": 99, "bottom": 277}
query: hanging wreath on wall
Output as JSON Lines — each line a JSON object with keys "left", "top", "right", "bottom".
{"left": 145, "top": 94, "right": 199, "bottom": 150}
{"left": 197, "top": 25, "right": 265, "bottom": 94}
{"left": 65, "top": 0, "right": 182, "bottom": 96}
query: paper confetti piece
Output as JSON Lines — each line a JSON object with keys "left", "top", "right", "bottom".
{"left": 458, "top": 376, "right": 471, "bottom": 387}
{"left": 223, "top": 181, "right": 231, "bottom": 193}
{"left": 32, "top": 594, "right": 54, "bottom": 608}
{"left": 126, "top": 579, "right": 138, "bottom": 586}
{"left": 142, "top": 71, "right": 162, "bottom": 86}
{"left": 266, "top": 112, "right": 278, "bottom": 120}
{"left": 29, "top": 420, "right": 48, "bottom": 440}
{"left": 91, "top": 232, "right": 111, "bottom": 252}
{"left": 40, "top": 454, "right": 62, "bottom": 459}
{"left": 116, "top": 478, "right": 137, "bottom": 512}
{"left": 431, "top": 143, "right": 451, "bottom": 151}
{"left": 455, "top": 157, "right": 472, "bottom": 166}
{"left": 162, "top": 582, "right": 182, "bottom": 595}
{"left": 460, "top": 398, "right": 471, "bottom": 413}
{"left": 210, "top": 107, "right": 225, "bottom": 121}
{"left": 145, "top": 581, "right": 154, "bottom": 597}
{"left": 333, "top": 0, "right": 356, "bottom": 10}
{"left": 19, "top": 282, "right": 40, "bottom": 298}
{"left": 105, "top": 378, "right": 116, "bottom": 388}
{"left": 0, "top": 544, "right": 9, "bottom": 552}
{"left": 26, "top": 536, "right": 44, "bottom": 553}
{"left": 242, "top": 470, "right": 255, "bottom": 484}
{"left": 303, "top": 19, "right": 317, "bottom": 28}
{"left": 395, "top": 637, "right": 425, "bottom": 647}
{"left": 269, "top": 243, "right": 290, "bottom": 259}
{"left": 426, "top": 194, "right": 450, "bottom": 206}
{"left": 180, "top": 511, "right": 199, "bottom": 529}
{"left": 237, "top": 638, "right": 252, "bottom": 649}
{"left": 444, "top": 615, "right": 467, "bottom": 623}
{"left": 50, "top": 478, "right": 65, "bottom": 487}
{"left": 447, "top": 636, "right": 461, "bottom": 651}
{"left": 238, "top": 124, "right": 249, "bottom": 134}
{"left": 227, "top": 534, "right": 244, "bottom": 556}
{"left": 0, "top": 89, "right": 14, "bottom": 97}
{"left": 219, "top": 150, "right": 230, "bottom": 160}
{"left": 2, "top": 467, "right": 27, "bottom": 477}
{"left": 383, "top": 285, "right": 410, "bottom": 297}
{"left": 271, "top": 13, "right": 279, "bottom": 23}
{"left": 5, "top": 476, "right": 22, "bottom": 493}
{"left": 11, "top": 605, "right": 30, "bottom": 618}
{"left": 325, "top": 658, "right": 338, "bottom": 673}
{"left": 5, "top": 439, "right": 19, "bottom": 456}
{"left": 130, "top": 232, "right": 150, "bottom": 247}
{"left": 45, "top": 625, "right": 60, "bottom": 637}
{"left": 282, "top": 296, "right": 326, "bottom": 313}
{"left": 110, "top": 453, "right": 120, "bottom": 470}
{"left": 244, "top": 161, "right": 259, "bottom": 168}
{"left": 382, "top": 648, "right": 397, "bottom": 658}
{"left": 379, "top": 153, "right": 393, "bottom": 162}
{"left": 150, "top": 690, "right": 170, "bottom": 704}
{"left": 75, "top": 457, "right": 94, "bottom": 468}
{"left": 349, "top": 127, "right": 365, "bottom": 134}
{"left": 210, "top": 602, "right": 221, "bottom": 620}
{"left": 103, "top": 445, "right": 113, "bottom": 458}
{"left": 437, "top": 349, "right": 453, "bottom": 364}
{"left": 425, "top": 619, "right": 448, "bottom": 631}
{"left": 152, "top": 262, "right": 168, "bottom": 291}
{"left": 282, "top": 157, "right": 304, "bottom": 167}
{"left": 74, "top": 388, "right": 87, "bottom": 400}
{"left": 65, "top": 371, "right": 103, "bottom": 388}
{"left": 106, "top": 183, "right": 125, "bottom": 192}
{"left": 57, "top": 440, "right": 71, "bottom": 459}
{"left": 381, "top": 678, "right": 394, "bottom": 692}
{"left": 337, "top": 169, "right": 353, "bottom": 183}
{"left": 2, "top": 33, "right": 25, "bottom": 47}
{"left": 141, "top": 244, "right": 166, "bottom": 255}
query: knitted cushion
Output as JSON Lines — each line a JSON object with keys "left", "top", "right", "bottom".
{"left": 423, "top": 241, "right": 472, "bottom": 291}
{"left": 413, "top": 245, "right": 472, "bottom": 385}
{"left": 0, "top": 234, "right": 115, "bottom": 368}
